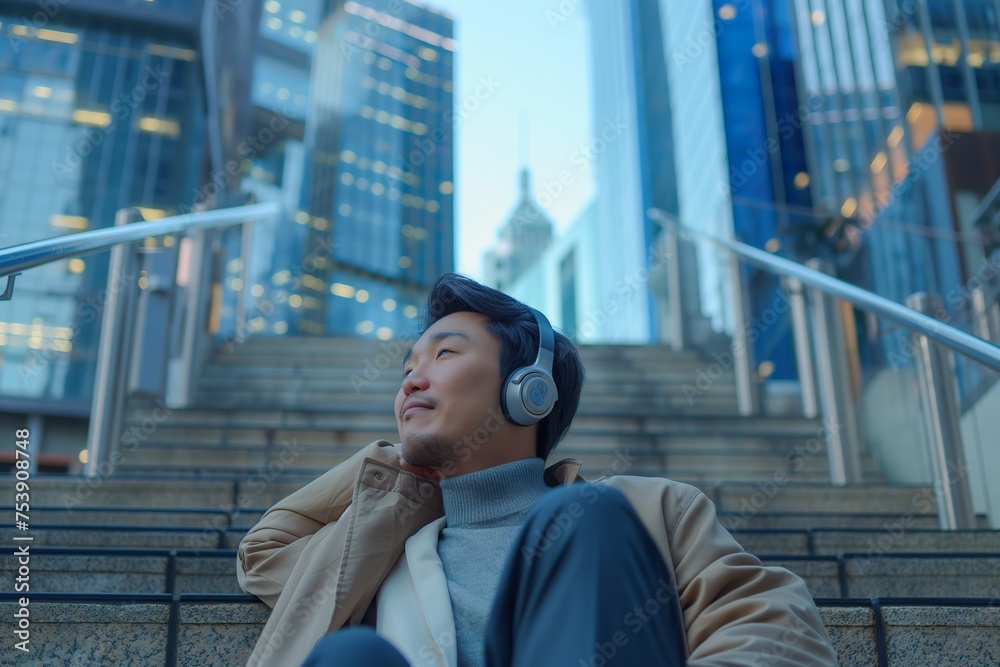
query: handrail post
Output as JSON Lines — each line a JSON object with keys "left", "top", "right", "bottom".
{"left": 85, "top": 208, "right": 145, "bottom": 477}
{"left": 730, "top": 253, "right": 759, "bottom": 415}
{"left": 905, "top": 292, "right": 977, "bottom": 530}
{"left": 805, "top": 258, "right": 863, "bottom": 485}
{"left": 782, "top": 275, "right": 819, "bottom": 418}
{"left": 665, "top": 225, "right": 685, "bottom": 351}
{"left": 971, "top": 251, "right": 1000, "bottom": 343}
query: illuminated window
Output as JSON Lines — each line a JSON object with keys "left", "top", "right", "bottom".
{"left": 331, "top": 283, "right": 356, "bottom": 298}
{"left": 268, "top": 17, "right": 283, "bottom": 30}
{"left": 793, "top": 172, "right": 810, "bottom": 189}
{"left": 439, "top": 181, "right": 454, "bottom": 195}
{"left": 138, "top": 117, "right": 180, "bottom": 138}
{"left": 718, "top": 4, "right": 736, "bottom": 20}
{"left": 72, "top": 109, "right": 111, "bottom": 127}
{"left": 356, "top": 290, "right": 370, "bottom": 303}
{"left": 376, "top": 327, "right": 393, "bottom": 340}
{"left": 870, "top": 152, "right": 888, "bottom": 174}
{"left": 341, "top": 173, "right": 355, "bottom": 185}
{"left": 383, "top": 299, "right": 397, "bottom": 312}
{"left": 840, "top": 198, "right": 858, "bottom": 218}
{"left": 399, "top": 256, "right": 412, "bottom": 269}
{"left": 37, "top": 28, "right": 77, "bottom": 44}
{"left": 289, "top": 9, "right": 306, "bottom": 22}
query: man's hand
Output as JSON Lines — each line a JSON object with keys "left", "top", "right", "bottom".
{"left": 392, "top": 443, "right": 443, "bottom": 482}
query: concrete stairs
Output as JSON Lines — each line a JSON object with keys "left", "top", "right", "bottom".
{"left": 2, "top": 337, "right": 997, "bottom": 664}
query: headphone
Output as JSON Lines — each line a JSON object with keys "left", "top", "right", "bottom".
{"left": 501, "top": 307, "right": 559, "bottom": 426}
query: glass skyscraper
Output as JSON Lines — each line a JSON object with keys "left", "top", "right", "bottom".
{"left": 229, "top": 0, "right": 455, "bottom": 342}
{"left": 299, "top": 0, "right": 454, "bottom": 340}
{"left": 713, "top": 0, "right": 816, "bottom": 380}
{"left": 789, "top": 0, "right": 1000, "bottom": 374}
{"left": 0, "top": 1, "right": 217, "bottom": 410}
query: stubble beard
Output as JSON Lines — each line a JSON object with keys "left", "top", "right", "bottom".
{"left": 401, "top": 432, "right": 456, "bottom": 469}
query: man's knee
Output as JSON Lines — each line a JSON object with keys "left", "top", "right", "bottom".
{"left": 305, "top": 627, "right": 406, "bottom": 665}
{"left": 529, "top": 484, "right": 634, "bottom": 534}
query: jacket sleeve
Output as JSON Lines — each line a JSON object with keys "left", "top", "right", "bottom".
{"left": 668, "top": 488, "right": 838, "bottom": 666}
{"left": 236, "top": 439, "right": 399, "bottom": 607}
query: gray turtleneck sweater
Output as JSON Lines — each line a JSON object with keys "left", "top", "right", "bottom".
{"left": 437, "top": 457, "right": 552, "bottom": 667}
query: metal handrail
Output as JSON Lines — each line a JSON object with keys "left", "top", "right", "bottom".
{"left": 0, "top": 202, "right": 281, "bottom": 278}
{"left": 647, "top": 208, "right": 1000, "bottom": 372}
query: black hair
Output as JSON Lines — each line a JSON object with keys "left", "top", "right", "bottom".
{"left": 420, "top": 272, "right": 585, "bottom": 461}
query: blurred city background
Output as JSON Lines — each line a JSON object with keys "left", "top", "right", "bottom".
{"left": 0, "top": 0, "right": 998, "bottom": 503}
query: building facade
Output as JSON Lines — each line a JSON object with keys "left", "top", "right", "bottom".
{"left": 224, "top": 0, "right": 455, "bottom": 343}
{"left": 788, "top": 0, "right": 1000, "bottom": 367}
{"left": 0, "top": 0, "right": 249, "bottom": 412}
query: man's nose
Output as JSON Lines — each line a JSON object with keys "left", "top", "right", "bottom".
{"left": 402, "top": 367, "right": 429, "bottom": 394}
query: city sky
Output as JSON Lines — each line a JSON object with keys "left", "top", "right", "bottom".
{"left": 424, "top": 0, "right": 594, "bottom": 280}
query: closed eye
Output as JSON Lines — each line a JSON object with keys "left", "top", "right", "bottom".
{"left": 403, "top": 349, "right": 454, "bottom": 376}
{"left": 437, "top": 349, "right": 453, "bottom": 357}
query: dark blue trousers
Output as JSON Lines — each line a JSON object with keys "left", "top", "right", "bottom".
{"left": 301, "top": 484, "right": 687, "bottom": 666}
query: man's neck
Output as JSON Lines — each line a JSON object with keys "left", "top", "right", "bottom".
{"left": 438, "top": 457, "right": 550, "bottom": 526}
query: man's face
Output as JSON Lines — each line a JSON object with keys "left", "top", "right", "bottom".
{"left": 394, "top": 311, "right": 509, "bottom": 471}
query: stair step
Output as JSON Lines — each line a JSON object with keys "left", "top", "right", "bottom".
{"left": 0, "top": 596, "right": 996, "bottom": 665}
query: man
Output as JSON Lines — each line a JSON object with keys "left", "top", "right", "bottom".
{"left": 238, "top": 272, "right": 838, "bottom": 667}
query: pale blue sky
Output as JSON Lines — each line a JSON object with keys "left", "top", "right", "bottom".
{"left": 426, "top": 0, "right": 594, "bottom": 280}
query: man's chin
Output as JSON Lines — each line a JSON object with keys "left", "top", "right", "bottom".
{"left": 400, "top": 432, "right": 453, "bottom": 469}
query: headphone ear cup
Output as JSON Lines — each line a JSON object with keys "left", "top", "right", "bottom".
{"left": 502, "top": 367, "right": 557, "bottom": 426}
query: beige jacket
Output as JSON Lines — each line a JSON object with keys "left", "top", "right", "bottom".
{"left": 237, "top": 440, "right": 837, "bottom": 667}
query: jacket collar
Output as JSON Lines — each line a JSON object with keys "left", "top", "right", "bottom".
{"left": 544, "top": 457, "right": 584, "bottom": 486}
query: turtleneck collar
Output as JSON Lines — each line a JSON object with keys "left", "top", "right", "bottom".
{"left": 439, "top": 457, "right": 551, "bottom": 526}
